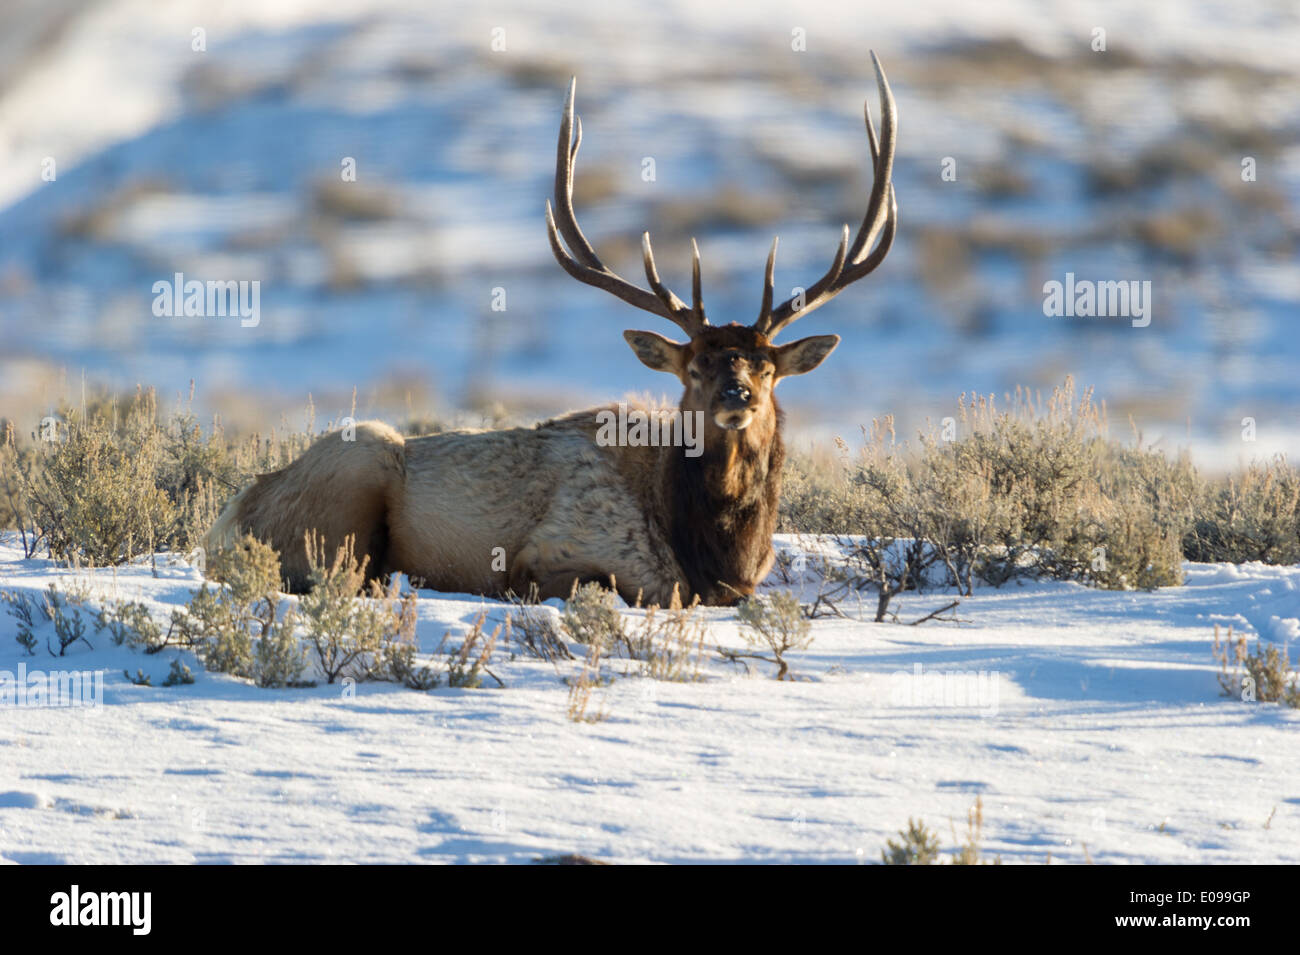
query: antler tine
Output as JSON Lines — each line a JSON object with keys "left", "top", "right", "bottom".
{"left": 846, "top": 52, "right": 897, "bottom": 268}
{"left": 545, "top": 77, "right": 706, "bottom": 339}
{"left": 756, "top": 237, "right": 778, "bottom": 326}
{"left": 854, "top": 184, "right": 897, "bottom": 275}
{"left": 642, "top": 233, "right": 691, "bottom": 315}
{"left": 865, "top": 100, "right": 880, "bottom": 165}
{"left": 756, "top": 51, "right": 899, "bottom": 339}
{"left": 552, "top": 79, "right": 600, "bottom": 269}
{"left": 757, "top": 226, "right": 849, "bottom": 338}
{"left": 690, "top": 238, "right": 703, "bottom": 320}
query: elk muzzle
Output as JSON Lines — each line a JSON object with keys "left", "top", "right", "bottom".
{"left": 714, "top": 379, "right": 755, "bottom": 430}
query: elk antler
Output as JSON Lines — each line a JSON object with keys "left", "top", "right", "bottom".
{"left": 752, "top": 51, "right": 898, "bottom": 340}
{"left": 545, "top": 78, "right": 708, "bottom": 339}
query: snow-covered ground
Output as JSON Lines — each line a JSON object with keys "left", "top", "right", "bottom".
{"left": 1, "top": 532, "right": 1295, "bottom": 864}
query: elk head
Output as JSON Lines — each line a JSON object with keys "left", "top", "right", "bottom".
{"left": 545, "top": 52, "right": 898, "bottom": 445}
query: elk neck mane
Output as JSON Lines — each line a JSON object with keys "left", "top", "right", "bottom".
{"left": 661, "top": 400, "right": 785, "bottom": 603}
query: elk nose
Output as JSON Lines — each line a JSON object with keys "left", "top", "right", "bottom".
{"left": 721, "top": 382, "right": 751, "bottom": 404}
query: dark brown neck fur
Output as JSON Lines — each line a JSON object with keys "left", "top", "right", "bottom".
{"left": 663, "top": 402, "right": 784, "bottom": 605}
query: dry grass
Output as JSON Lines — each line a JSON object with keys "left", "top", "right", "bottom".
{"left": 566, "top": 639, "right": 609, "bottom": 723}
{"left": 505, "top": 585, "right": 572, "bottom": 663}
{"left": 777, "top": 379, "right": 1294, "bottom": 619}
{"left": 620, "top": 596, "right": 709, "bottom": 683}
{"left": 438, "top": 611, "right": 502, "bottom": 689}
{"left": 1213, "top": 623, "right": 1299, "bottom": 707}
{"left": 883, "top": 796, "right": 1001, "bottom": 865}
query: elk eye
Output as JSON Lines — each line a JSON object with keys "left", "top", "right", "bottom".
{"left": 688, "top": 368, "right": 701, "bottom": 379}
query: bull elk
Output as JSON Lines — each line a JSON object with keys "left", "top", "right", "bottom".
{"left": 206, "top": 53, "right": 898, "bottom": 606}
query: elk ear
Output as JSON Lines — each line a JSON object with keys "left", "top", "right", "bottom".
{"left": 623, "top": 330, "right": 687, "bottom": 375}
{"left": 774, "top": 334, "right": 840, "bottom": 378}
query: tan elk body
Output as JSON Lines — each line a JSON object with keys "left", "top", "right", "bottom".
{"left": 206, "top": 54, "right": 899, "bottom": 606}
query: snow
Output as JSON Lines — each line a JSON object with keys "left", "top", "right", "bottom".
{"left": 1, "top": 532, "right": 1296, "bottom": 864}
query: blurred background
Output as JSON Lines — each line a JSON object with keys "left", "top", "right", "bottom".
{"left": 0, "top": 0, "right": 1297, "bottom": 468}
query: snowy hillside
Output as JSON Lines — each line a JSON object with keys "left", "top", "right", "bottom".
{"left": 1, "top": 532, "right": 1295, "bottom": 865}
{"left": 1, "top": 0, "right": 1299, "bottom": 465}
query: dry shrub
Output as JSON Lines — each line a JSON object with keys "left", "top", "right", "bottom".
{"left": 780, "top": 379, "right": 1197, "bottom": 619}
{"left": 882, "top": 819, "right": 941, "bottom": 865}
{"left": 723, "top": 591, "right": 812, "bottom": 680}
{"left": 14, "top": 391, "right": 175, "bottom": 565}
{"left": 620, "top": 595, "right": 709, "bottom": 683}
{"left": 3, "top": 387, "right": 321, "bottom": 566}
{"left": 0, "top": 421, "right": 25, "bottom": 538}
{"left": 1213, "top": 623, "right": 1299, "bottom": 707}
{"left": 1186, "top": 459, "right": 1300, "bottom": 565}
{"left": 884, "top": 797, "right": 1001, "bottom": 865}
{"left": 505, "top": 585, "right": 572, "bottom": 662}
{"left": 184, "top": 533, "right": 435, "bottom": 689}
{"left": 175, "top": 534, "right": 307, "bottom": 687}
{"left": 2, "top": 583, "right": 94, "bottom": 657}
{"left": 561, "top": 581, "right": 626, "bottom": 649}
{"left": 298, "top": 531, "right": 424, "bottom": 686}
{"left": 560, "top": 580, "right": 709, "bottom": 682}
